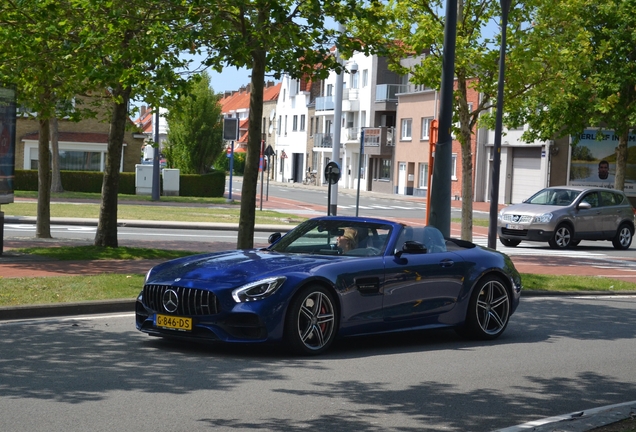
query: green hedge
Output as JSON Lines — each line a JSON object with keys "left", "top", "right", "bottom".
{"left": 14, "top": 169, "right": 225, "bottom": 197}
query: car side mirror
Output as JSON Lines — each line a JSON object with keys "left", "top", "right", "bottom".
{"left": 395, "top": 240, "right": 427, "bottom": 258}
{"left": 268, "top": 232, "right": 282, "bottom": 244}
{"left": 577, "top": 202, "right": 592, "bottom": 210}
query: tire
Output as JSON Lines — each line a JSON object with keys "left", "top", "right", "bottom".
{"left": 612, "top": 223, "right": 633, "bottom": 250}
{"left": 499, "top": 238, "right": 521, "bottom": 247}
{"left": 548, "top": 224, "right": 573, "bottom": 249}
{"left": 285, "top": 285, "right": 337, "bottom": 355}
{"left": 569, "top": 240, "right": 580, "bottom": 247}
{"left": 457, "top": 276, "right": 511, "bottom": 340}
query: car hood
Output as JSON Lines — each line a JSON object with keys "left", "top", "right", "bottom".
{"left": 146, "top": 249, "right": 342, "bottom": 288}
{"left": 501, "top": 203, "right": 563, "bottom": 214}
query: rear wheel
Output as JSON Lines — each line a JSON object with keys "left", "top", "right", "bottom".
{"left": 285, "top": 285, "right": 337, "bottom": 355}
{"left": 612, "top": 223, "right": 633, "bottom": 250}
{"left": 457, "top": 276, "right": 511, "bottom": 340}
{"left": 548, "top": 224, "right": 573, "bottom": 249}
{"left": 499, "top": 238, "right": 521, "bottom": 247}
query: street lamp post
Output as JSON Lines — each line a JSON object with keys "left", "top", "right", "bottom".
{"left": 330, "top": 24, "right": 345, "bottom": 217}
{"left": 488, "top": 0, "right": 512, "bottom": 249}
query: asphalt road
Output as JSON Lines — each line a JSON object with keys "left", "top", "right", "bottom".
{"left": 1, "top": 295, "right": 636, "bottom": 432}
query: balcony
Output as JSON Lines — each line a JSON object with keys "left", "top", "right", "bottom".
{"left": 315, "top": 88, "right": 360, "bottom": 112}
{"left": 375, "top": 84, "right": 407, "bottom": 102}
{"left": 362, "top": 127, "right": 395, "bottom": 156}
{"left": 313, "top": 133, "right": 333, "bottom": 148}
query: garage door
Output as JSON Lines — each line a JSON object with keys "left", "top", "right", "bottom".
{"left": 511, "top": 147, "right": 542, "bottom": 203}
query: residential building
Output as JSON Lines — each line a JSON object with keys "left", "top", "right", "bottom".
{"left": 313, "top": 51, "right": 401, "bottom": 194}
{"left": 274, "top": 76, "right": 314, "bottom": 183}
{"left": 16, "top": 101, "right": 145, "bottom": 173}
{"left": 218, "top": 81, "right": 281, "bottom": 173}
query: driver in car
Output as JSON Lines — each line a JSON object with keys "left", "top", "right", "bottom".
{"left": 337, "top": 228, "right": 358, "bottom": 253}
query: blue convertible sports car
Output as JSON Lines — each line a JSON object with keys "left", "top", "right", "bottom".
{"left": 135, "top": 216, "right": 522, "bottom": 355}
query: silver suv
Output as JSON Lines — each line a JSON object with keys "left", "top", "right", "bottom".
{"left": 498, "top": 186, "right": 635, "bottom": 249}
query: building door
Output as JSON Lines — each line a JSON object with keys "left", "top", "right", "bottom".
{"left": 398, "top": 162, "right": 407, "bottom": 195}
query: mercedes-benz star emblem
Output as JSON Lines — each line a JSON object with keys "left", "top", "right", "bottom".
{"left": 162, "top": 289, "right": 179, "bottom": 313}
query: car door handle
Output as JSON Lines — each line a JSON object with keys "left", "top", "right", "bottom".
{"left": 439, "top": 259, "right": 454, "bottom": 268}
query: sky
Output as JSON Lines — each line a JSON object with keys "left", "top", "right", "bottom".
{"left": 208, "top": 67, "right": 253, "bottom": 94}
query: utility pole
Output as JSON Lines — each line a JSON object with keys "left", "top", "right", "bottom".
{"left": 428, "top": 0, "right": 458, "bottom": 237}
{"left": 488, "top": 0, "right": 512, "bottom": 249}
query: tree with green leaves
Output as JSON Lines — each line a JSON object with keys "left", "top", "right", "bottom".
{"left": 0, "top": 0, "right": 91, "bottom": 239}
{"left": 508, "top": 0, "right": 636, "bottom": 191}
{"left": 69, "top": 0, "right": 197, "bottom": 247}
{"left": 375, "top": 0, "right": 544, "bottom": 241}
{"left": 189, "top": 0, "right": 380, "bottom": 249}
{"left": 164, "top": 72, "right": 224, "bottom": 174}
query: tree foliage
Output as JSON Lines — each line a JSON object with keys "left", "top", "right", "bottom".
{"left": 0, "top": 0, "right": 92, "bottom": 238}
{"left": 508, "top": 0, "right": 636, "bottom": 190}
{"left": 188, "top": 0, "right": 382, "bottom": 249}
{"left": 164, "top": 72, "right": 223, "bottom": 174}
{"left": 376, "top": 0, "right": 541, "bottom": 241}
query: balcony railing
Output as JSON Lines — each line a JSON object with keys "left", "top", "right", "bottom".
{"left": 313, "top": 133, "right": 333, "bottom": 148}
{"left": 375, "top": 84, "right": 408, "bottom": 102}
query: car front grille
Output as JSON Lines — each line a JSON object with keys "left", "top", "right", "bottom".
{"left": 501, "top": 228, "right": 529, "bottom": 236}
{"left": 500, "top": 214, "right": 533, "bottom": 223}
{"left": 143, "top": 284, "right": 220, "bottom": 316}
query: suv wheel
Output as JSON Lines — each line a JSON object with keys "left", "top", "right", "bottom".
{"left": 499, "top": 238, "right": 521, "bottom": 247}
{"left": 612, "top": 223, "right": 633, "bottom": 250}
{"left": 549, "top": 224, "right": 573, "bottom": 249}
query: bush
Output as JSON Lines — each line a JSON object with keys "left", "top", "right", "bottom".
{"left": 214, "top": 151, "right": 245, "bottom": 175}
{"left": 180, "top": 171, "right": 225, "bottom": 197}
{"left": 15, "top": 169, "right": 225, "bottom": 197}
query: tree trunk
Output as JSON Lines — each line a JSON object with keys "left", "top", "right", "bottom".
{"left": 50, "top": 117, "right": 64, "bottom": 193}
{"left": 614, "top": 128, "right": 628, "bottom": 191}
{"left": 36, "top": 117, "right": 51, "bottom": 238}
{"left": 94, "top": 86, "right": 130, "bottom": 247}
{"left": 236, "top": 49, "right": 266, "bottom": 249}
{"left": 457, "top": 76, "right": 474, "bottom": 242}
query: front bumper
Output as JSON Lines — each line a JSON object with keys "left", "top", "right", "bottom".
{"left": 498, "top": 225, "right": 554, "bottom": 242}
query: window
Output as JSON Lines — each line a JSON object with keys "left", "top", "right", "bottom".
{"left": 326, "top": 84, "right": 333, "bottom": 96}
{"left": 284, "top": 115, "right": 288, "bottom": 135}
{"left": 362, "top": 69, "right": 368, "bottom": 88}
{"left": 421, "top": 117, "right": 433, "bottom": 140}
{"left": 292, "top": 115, "right": 298, "bottom": 131}
{"left": 401, "top": 118, "right": 412, "bottom": 140}
{"left": 380, "top": 158, "right": 391, "bottom": 179}
{"left": 418, "top": 163, "right": 429, "bottom": 188}
{"left": 277, "top": 116, "right": 282, "bottom": 136}
{"left": 300, "top": 115, "right": 306, "bottom": 131}
{"left": 451, "top": 154, "right": 457, "bottom": 180}
{"left": 351, "top": 72, "right": 358, "bottom": 89}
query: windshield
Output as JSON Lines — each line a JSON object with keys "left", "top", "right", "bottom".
{"left": 525, "top": 188, "right": 581, "bottom": 206}
{"left": 269, "top": 219, "right": 392, "bottom": 257}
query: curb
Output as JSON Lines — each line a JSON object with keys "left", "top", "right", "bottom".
{"left": 0, "top": 299, "right": 135, "bottom": 321}
{"left": 494, "top": 400, "right": 636, "bottom": 432}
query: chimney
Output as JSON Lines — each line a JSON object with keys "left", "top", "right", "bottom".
{"left": 140, "top": 105, "right": 147, "bottom": 117}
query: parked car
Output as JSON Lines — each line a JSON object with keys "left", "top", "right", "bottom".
{"left": 498, "top": 186, "right": 636, "bottom": 250}
{"left": 136, "top": 216, "right": 522, "bottom": 355}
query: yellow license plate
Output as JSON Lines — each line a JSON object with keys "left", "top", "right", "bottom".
{"left": 156, "top": 314, "right": 192, "bottom": 331}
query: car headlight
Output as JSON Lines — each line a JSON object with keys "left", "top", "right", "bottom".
{"left": 232, "top": 277, "right": 287, "bottom": 303}
{"left": 533, "top": 213, "right": 553, "bottom": 223}
{"left": 498, "top": 210, "right": 505, "bottom": 222}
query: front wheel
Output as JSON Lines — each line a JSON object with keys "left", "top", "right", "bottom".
{"left": 548, "top": 224, "right": 573, "bottom": 249}
{"left": 457, "top": 276, "right": 510, "bottom": 340}
{"left": 499, "top": 238, "right": 521, "bottom": 247}
{"left": 285, "top": 285, "right": 337, "bottom": 355}
{"left": 612, "top": 223, "right": 633, "bottom": 250}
